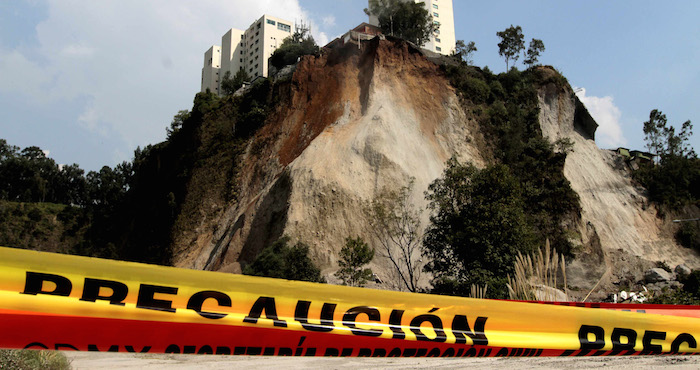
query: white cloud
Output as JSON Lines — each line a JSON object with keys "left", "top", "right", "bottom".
{"left": 575, "top": 88, "right": 627, "bottom": 148}
{"left": 0, "top": 49, "right": 52, "bottom": 98}
{"left": 317, "top": 32, "right": 329, "bottom": 46}
{"left": 60, "top": 44, "right": 95, "bottom": 58}
{"left": 322, "top": 15, "right": 336, "bottom": 27}
{"left": 1, "top": 0, "right": 312, "bottom": 168}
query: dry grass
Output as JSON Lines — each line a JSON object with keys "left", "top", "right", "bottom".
{"left": 469, "top": 284, "right": 488, "bottom": 299}
{"left": 507, "top": 239, "right": 568, "bottom": 301}
{"left": 0, "top": 349, "right": 70, "bottom": 370}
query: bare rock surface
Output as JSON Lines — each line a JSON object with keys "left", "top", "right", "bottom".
{"left": 644, "top": 268, "right": 673, "bottom": 283}
{"left": 171, "top": 40, "right": 699, "bottom": 293}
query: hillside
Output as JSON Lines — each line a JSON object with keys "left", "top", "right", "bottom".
{"left": 166, "top": 38, "right": 698, "bottom": 296}
{"left": 1, "top": 37, "right": 696, "bottom": 299}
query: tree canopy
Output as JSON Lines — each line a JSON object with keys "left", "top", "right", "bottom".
{"left": 335, "top": 236, "right": 375, "bottom": 287}
{"left": 643, "top": 109, "right": 695, "bottom": 159}
{"left": 496, "top": 25, "right": 525, "bottom": 70}
{"left": 454, "top": 40, "right": 477, "bottom": 65}
{"left": 243, "top": 237, "right": 325, "bottom": 283}
{"left": 220, "top": 69, "right": 250, "bottom": 96}
{"left": 423, "top": 159, "right": 537, "bottom": 298}
{"left": 269, "top": 24, "right": 319, "bottom": 70}
{"left": 524, "top": 38, "right": 545, "bottom": 67}
{"left": 635, "top": 109, "right": 698, "bottom": 210}
{"left": 365, "top": 0, "right": 437, "bottom": 47}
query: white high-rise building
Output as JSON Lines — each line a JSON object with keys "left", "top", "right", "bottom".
{"left": 201, "top": 14, "right": 294, "bottom": 94}
{"left": 368, "top": 0, "right": 455, "bottom": 55}
{"left": 201, "top": 46, "right": 222, "bottom": 94}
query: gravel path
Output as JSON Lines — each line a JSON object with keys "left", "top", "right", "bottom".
{"left": 64, "top": 352, "right": 700, "bottom": 369}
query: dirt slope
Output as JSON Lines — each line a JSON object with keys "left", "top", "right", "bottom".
{"left": 173, "top": 39, "right": 698, "bottom": 292}
{"left": 537, "top": 81, "right": 699, "bottom": 292}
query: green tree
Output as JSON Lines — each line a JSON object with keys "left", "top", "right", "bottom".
{"left": 0, "top": 139, "right": 19, "bottom": 161}
{"left": 365, "top": 0, "right": 437, "bottom": 47}
{"left": 55, "top": 163, "right": 87, "bottom": 206}
{"left": 496, "top": 25, "right": 525, "bottom": 70}
{"left": 524, "top": 38, "right": 545, "bottom": 67}
{"left": 365, "top": 179, "right": 422, "bottom": 292}
{"left": 335, "top": 236, "right": 375, "bottom": 287}
{"left": 635, "top": 109, "right": 698, "bottom": 208}
{"left": 423, "top": 158, "right": 537, "bottom": 298}
{"left": 454, "top": 40, "right": 477, "bottom": 65}
{"left": 269, "top": 25, "right": 319, "bottom": 70}
{"left": 220, "top": 69, "right": 250, "bottom": 96}
{"left": 166, "top": 110, "right": 190, "bottom": 138}
{"left": 244, "top": 237, "right": 325, "bottom": 283}
{"left": 643, "top": 109, "right": 695, "bottom": 159}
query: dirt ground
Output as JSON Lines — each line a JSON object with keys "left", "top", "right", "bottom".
{"left": 63, "top": 352, "right": 700, "bottom": 369}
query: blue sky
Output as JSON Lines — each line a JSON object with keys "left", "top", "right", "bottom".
{"left": 1, "top": 0, "right": 698, "bottom": 171}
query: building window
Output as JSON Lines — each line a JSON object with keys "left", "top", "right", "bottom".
{"left": 433, "top": 21, "right": 440, "bottom": 26}
{"left": 436, "top": 46, "right": 442, "bottom": 52}
{"left": 266, "top": 19, "right": 276, "bottom": 26}
{"left": 435, "top": 29, "right": 440, "bottom": 34}
{"left": 435, "top": 38, "right": 441, "bottom": 43}
{"left": 240, "top": 58, "right": 243, "bottom": 63}
{"left": 277, "top": 22, "right": 291, "bottom": 32}
{"left": 255, "top": 64, "right": 258, "bottom": 69}
{"left": 433, "top": 12, "right": 439, "bottom": 17}
{"left": 240, "top": 34, "right": 244, "bottom": 39}
{"left": 257, "top": 22, "right": 261, "bottom": 29}
{"left": 255, "top": 39, "right": 259, "bottom": 44}
{"left": 433, "top": 4, "right": 438, "bottom": 9}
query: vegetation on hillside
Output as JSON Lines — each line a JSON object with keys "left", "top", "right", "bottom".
{"left": 649, "top": 269, "right": 700, "bottom": 305}
{"left": 0, "top": 76, "right": 275, "bottom": 265}
{"left": 269, "top": 24, "right": 319, "bottom": 70}
{"left": 424, "top": 160, "right": 538, "bottom": 298}
{"left": 365, "top": 180, "right": 423, "bottom": 292}
{"left": 0, "top": 200, "right": 86, "bottom": 253}
{"left": 453, "top": 40, "right": 477, "bottom": 65}
{"left": 427, "top": 55, "right": 579, "bottom": 298}
{"left": 631, "top": 109, "right": 699, "bottom": 252}
{"left": 634, "top": 109, "right": 698, "bottom": 208}
{"left": 220, "top": 69, "right": 251, "bottom": 96}
{"left": 496, "top": 25, "right": 546, "bottom": 70}
{"left": 335, "top": 236, "right": 375, "bottom": 287}
{"left": 243, "top": 237, "right": 325, "bottom": 283}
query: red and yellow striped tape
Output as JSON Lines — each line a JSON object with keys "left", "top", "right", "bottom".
{"left": 0, "top": 246, "right": 698, "bottom": 357}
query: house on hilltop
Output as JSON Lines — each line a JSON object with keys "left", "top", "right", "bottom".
{"left": 324, "top": 23, "right": 383, "bottom": 50}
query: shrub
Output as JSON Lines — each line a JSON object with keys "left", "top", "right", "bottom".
{"left": 244, "top": 237, "right": 325, "bottom": 283}
{"left": 335, "top": 236, "right": 374, "bottom": 287}
{"left": 423, "top": 159, "right": 537, "bottom": 298}
{"left": 0, "top": 349, "right": 70, "bottom": 369}
{"left": 676, "top": 222, "right": 700, "bottom": 252}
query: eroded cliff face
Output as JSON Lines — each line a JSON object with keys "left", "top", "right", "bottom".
{"left": 172, "top": 39, "right": 698, "bottom": 291}
{"left": 537, "top": 79, "right": 699, "bottom": 291}
{"left": 174, "top": 39, "right": 485, "bottom": 284}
